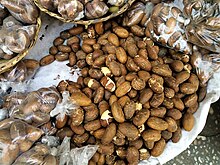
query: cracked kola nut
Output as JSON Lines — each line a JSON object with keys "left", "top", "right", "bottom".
{"left": 101, "top": 76, "right": 116, "bottom": 92}
{"left": 85, "top": 0, "right": 109, "bottom": 19}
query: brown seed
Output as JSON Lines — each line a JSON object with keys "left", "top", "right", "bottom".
{"left": 146, "top": 45, "right": 159, "bottom": 60}
{"left": 170, "top": 60, "right": 184, "bottom": 72}
{"left": 134, "top": 55, "right": 152, "bottom": 71}
{"left": 70, "top": 124, "right": 85, "bottom": 135}
{"left": 101, "top": 76, "right": 116, "bottom": 92}
{"left": 180, "top": 83, "right": 197, "bottom": 94}
{"left": 98, "top": 143, "right": 114, "bottom": 155}
{"left": 184, "top": 93, "right": 198, "bottom": 108}
{"left": 111, "top": 101, "right": 125, "bottom": 123}
{"left": 133, "top": 109, "right": 150, "bottom": 126}
{"left": 172, "top": 127, "right": 182, "bottom": 143}
{"left": 72, "top": 132, "right": 89, "bottom": 144}
{"left": 49, "top": 46, "right": 58, "bottom": 55}
{"left": 150, "top": 107, "right": 166, "bottom": 118}
{"left": 93, "top": 87, "right": 105, "bottom": 104}
{"left": 182, "top": 112, "right": 195, "bottom": 131}
{"left": 125, "top": 72, "right": 138, "bottom": 81}
{"left": 40, "top": 55, "right": 55, "bottom": 66}
{"left": 68, "top": 52, "right": 76, "bottom": 66}
{"left": 129, "top": 139, "right": 143, "bottom": 149}
{"left": 126, "top": 147, "right": 139, "bottom": 164}
{"left": 55, "top": 53, "right": 69, "bottom": 61}
{"left": 118, "top": 96, "right": 130, "bottom": 108}
{"left": 83, "top": 38, "right": 96, "bottom": 45}
{"left": 67, "top": 36, "right": 80, "bottom": 45}
{"left": 161, "top": 130, "right": 172, "bottom": 141}
{"left": 164, "top": 87, "right": 175, "bottom": 98}
{"left": 70, "top": 91, "right": 92, "bottom": 106}
{"left": 84, "top": 104, "right": 99, "bottom": 122}
{"left": 198, "top": 86, "right": 207, "bottom": 102}
{"left": 56, "top": 127, "right": 74, "bottom": 140}
{"left": 167, "top": 108, "right": 182, "bottom": 120}
{"left": 138, "top": 71, "right": 151, "bottom": 82}
{"left": 126, "top": 57, "right": 140, "bottom": 72}
{"left": 127, "top": 43, "right": 138, "bottom": 57}
{"left": 55, "top": 114, "right": 68, "bottom": 129}
{"left": 130, "top": 25, "right": 145, "bottom": 37}
{"left": 69, "top": 26, "right": 84, "bottom": 35}
{"left": 53, "top": 37, "right": 64, "bottom": 46}
{"left": 101, "top": 123, "right": 117, "bottom": 144}
{"left": 139, "top": 148, "right": 150, "bottom": 160}
{"left": 131, "top": 78, "right": 146, "bottom": 90}
{"left": 142, "top": 129, "right": 161, "bottom": 142}
{"left": 176, "top": 71, "right": 190, "bottom": 84}
{"left": 152, "top": 64, "right": 172, "bottom": 77}
{"left": 115, "top": 81, "right": 131, "bottom": 97}
{"left": 151, "top": 138, "right": 166, "bottom": 157}
{"left": 150, "top": 92, "right": 164, "bottom": 108}
{"left": 165, "top": 117, "right": 178, "bottom": 132}
{"left": 84, "top": 119, "right": 101, "bottom": 131}
{"left": 109, "top": 95, "right": 118, "bottom": 106}
{"left": 118, "top": 122, "right": 139, "bottom": 140}
{"left": 172, "top": 96, "right": 184, "bottom": 111}
{"left": 82, "top": 44, "right": 93, "bottom": 53}
{"left": 89, "top": 68, "right": 103, "bottom": 80}
{"left": 116, "top": 47, "right": 127, "bottom": 64}
{"left": 108, "top": 33, "right": 119, "bottom": 46}
{"left": 95, "top": 22, "right": 104, "bottom": 35}
{"left": 124, "top": 101, "right": 136, "bottom": 119}
{"left": 113, "top": 26, "right": 129, "bottom": 38}
{"left": 109, "top": 61, "right": 121, "bottom": 76}
{"left": 93, "top": 128, "right": 105, "bottom": 139}
{"left": 58, "top": 45, "right": 72, "bottom": 53}
{"left": 148, "top": 77, "right": 164, "bottom": 94}
{"left": 69, "top": 107, "right": 84, "bottom": 126}
{"left": 147, "top": 117, "right": 168, "bottom": 131}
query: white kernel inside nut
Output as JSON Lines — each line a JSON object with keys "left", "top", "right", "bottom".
{"left": 136, "top": 102, "right": 142, "bottom": 110}
{"left": 88, "top": 79, "right": 94, "bottom": 88}
{"left": 101, "top": 110, "right": 113, "bottom": 121}
{"left": 138, "top": 124, "right": 145, "bottom": 133}
{"left": 139, "top": 148, "right": 148, "bottom": 153}
{"left": 101, "top": 67, "right": 111, "bottom": 76}
{"left": 105, "top": 77, "right": 116, "bottom": 92}
{"left": 113, "top": 136, "right": 117, "bottom": 141}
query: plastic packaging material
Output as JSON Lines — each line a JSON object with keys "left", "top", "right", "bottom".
{"left": 191, "top": 46, "right": 220, "bottom": 85}
{"left": 0, "top": 0, "right": 39, "bottom": 24}
{"left": 0, "top": 118, "right": 43, "bottom": 165}
{"left": 50, "top": 91, "right": 79, "bottom": 121}
{"left": 85, "top": 0, "right": 109, "bottom": 19}
{"left": 12, "top": 144, "right": 58, "bottom": 165}
{"left": 183, "top": 0, "right": 220, "bottom": 53}
{"left": 0, "top": 59, "right": 40, "bottom": 95}
{"left": 146, "top": 3, "right": 192, "bottom": 54}
{"left": 10, "top": 86, "right": 61, "bottom": 127}
{"left": 41, "top": 135, "right": 60, "bottom": 148}
{"left": 57, "top": 137, "right": 98, "bottom": 165}
{"left": 58, "top": 0, "right": 84, "bottom": 21}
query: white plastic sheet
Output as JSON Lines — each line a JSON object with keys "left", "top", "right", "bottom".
{"left": 27, "top": 13, "right": 220, "bottom": 165}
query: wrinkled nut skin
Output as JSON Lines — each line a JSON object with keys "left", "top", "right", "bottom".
{"left": 133, "top": 109, "right": 150, "bottom": 127}
{"left": 126, "top": 146, "right": 139, "bottom": 164}
{"left": 142, "top": 129, "right": 161, "bottom": 142}
{"left": 147, "top": 117, "right": 168, "bottom": 131}
{"left": 124, "top": 101, "right": 136, "bottom": 120}
{"left": 151, "top": 138, "right": 166, "bottom": 157}
{"left": 111, "top": 101, "right": 125, "bottom": 123}
{"left": 69, "top": 107, "right": 84, "bottom": 126}
{"left": 101, "top": 123, "right": 117, "bottom": 144}
{"left": 118, "top": 122, "right": 139, "bottom": 140}
{"left": 84, "top": 119, "right": 101, "bottom": 131}
{"left": 115, "top": 81, "right": 131, "bottom": 97}
{"left": 182, "top": 112, "right": 194, "bottom": 131}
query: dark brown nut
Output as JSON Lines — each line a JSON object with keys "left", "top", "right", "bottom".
{"left": 167, "top": 109, "right": 182, "bottom": 120}
{"left": 77, "top": 59, "right": 87, "bottom": 68}
{"left": 161, "top": 130, "right": 172, "bottom": 141}
{"left": 138, "top": 48, "right": 148, "bottom": 57}
{"left": 127, "top": 43, "right": 138, "bottom": 57}
{"left": 101, "top": 123, "right": 117, "bottom": 144}
{"left": 111, "top": 101, "right": 125, "bottom": 123}
{"left": 133, "top": 109, "right": 150, "bottom": 127}
{"left": 170, "top": 60, "right": 184, "bottom": 72}
{"left": 70, "top": 91, "right": 91, "bottom": 106}
{"left": 81, "top": 68, "right": 89, "bottom": 77}
{"left": 150, "top": 107, "right": 166, "bottom": 118}
{"left": 109, "top": 61, "right": 121, "bottom": 76}
{"left": 40, "top": 55, "right": 55, "bottom": 66}
{"left": 67, "top": 36, "right": 80, "bottom": 45}
{"left": 124, "top": 101, "right": 136, "bottom": 119}
{"left": 100, "top": 76, "right": 116, "bottom": 92}
{"left": 91, "top": 152, "right": 100, "bottom": 162}
{"left": 148, "top": 77, "right": 164, "bottom": 94}
{"left": 172, "top": 127, "right": 182, "bottom": 143}
{"left": 60, "top": 31, "right": 71, "bottom": 39}
{"left": 98, "top": 100, "right": 109, "bottom": 115}
{"left": 172, "top": 96, "right": 184, "bottom": 111}
{"left": 93, "top": 43, "right": 101, "bottom": 50}
{"left": 93, "top": 87, "right": 105, "bottom": 104}
{"left": 72, "top": 132, "right": 89, "bottom": 144}
{"left": 164, "top": 87, "right": 175, "bottom": 98}
{"left": 82, "top": 44, "right": 93, "bottom": 53}
{"left": 49, "top": 46, "right": 58, "bottom": 55}
{"left": 147, "top": 117, "right": 168, "bottom": 131}
{"left": 129, "top": 138, "right": 143, "bottom": 149}
{"left": 104, "top": 43, "right": 116, "bottom": 54}
{"left": 198, "top": 86, "right": 207, "bottom": 102}
{"left": 116, "top": 47, "right": 127, "bottom": 64}
{"left": 134, "top": 55, "right": 152, "bottom": 71}
{"left": 55, "top": 53, "right": 69, "bottom": 61}
{"left": 89, "top": 68, "right": 103, "bottom": 80}
{"left": 131, "top": 78, "right": 146, "bottom": 90}
{"left": 116, "top": 147, "right": 127, "bottom": 159}
{"left": 84, "top": 78, "right": 100, "bottom": 90}
{"left": 57, "top": 45, "right": 72, "bottom": 53}
{"left": 84, "top": 119, "right": 101, "bottom": 131}
{"left": 188, "top": 74, "right": 199, "bottom": 89}
{"left": 187, "top": 102, "right": 199, "bottom": 114}
{"left": 93, "top": 56, "right": 106, "bottom": 67}
{"left": 139, "top": 148, "right": 150, "bottom": 160}
{"left": 176, "top": 71, "right": 190, "bottom": 84}
{"left": 106, "top": 155, "right": 116, "bottom": 165}
{"left": 118, "top": 122, "right": 139, "bottom": 140}
{"left": 113, "top": 26, "right": 129, "bottom": 38}
{"left": 140, "top": 88, "right": 153, "bottom": 104}
{"left": 71, "top": 43, "right": 80, "bottom": 52}
{"left": 138, "top": 71, "right": 150, "bottom": 82}
{"left": 184, "top": 93, "right": 198, "bottom": 108}
{"left": 119, "top": 63, "right": 128, "bottom": 76}
{"left": 146, "top": 45, "right": 159, "bottom": 60}
{"left": 164, "top": 77, "right": 179, "bottom": 92}
{"left": 106, "top": 54, "right": 116, "bottom": 67}
{"left": 180, "top": 83, "right": 197, "bottom": 95}
{"left": 113, "top": 136, "right": 126, "bottom": 146}
{"left": 144, "top": 140, "right": 154, "bottom": 150}
{"left": 118, "top": 96, "right": 130, "bottom": 108}
{"left": 109, "top": 95, "right": 118, "bottom": 106}
{"left": 151, "top": 138, "right": 166, "bottom": 157}
{"left": 125, "top": 72, "right": 138, "bottom": 81}
{"left": 53, "top": 37, "right": 64, "bottom": 46}
{"left": 165, "top": 117, "right": 178, "bottom": 132}
{"left": 163, "top": 97, "right": 174, "bottom": 109}
{"left": 108, "top": 33, "right": 119, "bottom": 46}
{"left": 69, "top": 107, "right": 84, "bottom": 126}
{"left": 182, "top": 112, "right": 194, "bottom": 131}
{"left": 55, "top": 114, "right": 68, "bottom": 129}
{"left": 115, "top": 81, "right": 131, "bottom": 97}
{"left": 10, "top": 121, "right": 26, "bottom": 139}
{"left": 69, "top": 52, "right": 77, "bottom": 66}
{"left": 126, "top": 57, "right": 140, "bottom": 72}
{"left": 56, "top": 127, "right": 74, "bottom": 140}
{"left": 128, "top": 89, "right": 137, "bottom": 98}
{"left": 83, "top": 38, "right": 96, "bottom": 45}
{"left": 116, "top": 76, "right": 126, "bottom": 88}
{"left": 95, "top": 22, "right": 104, "bottom": 35}
{"left": 175, "top": 93, "right": 185, "bottom": 99}
{"left": 84, "top": 104, "right": 99, "bottom": 122}
{"left": 93, "top": 128, "right": 105, "bottom": 139}
{"left": 152, "top": 64, "right": 172, "bottom": 77}
{"left": 69, "top": 26, "right": 84, "bottom": 35}
{"left": 150, "top": 92, "right": 164, "bottom": 108}
{"left": 142, "top": 129, "right": 161, "bottom": 142}
{"left": 98, "top": 143, "right": 114, "bottom": 155}
{"left": 70, "top": 124, "right": 85, "bottom": 135}
{"left": 130, "top": 25, "right": 144, "bottom": 37}
{"left": 127, "top": 147, "right": 139, "bottom": 164}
